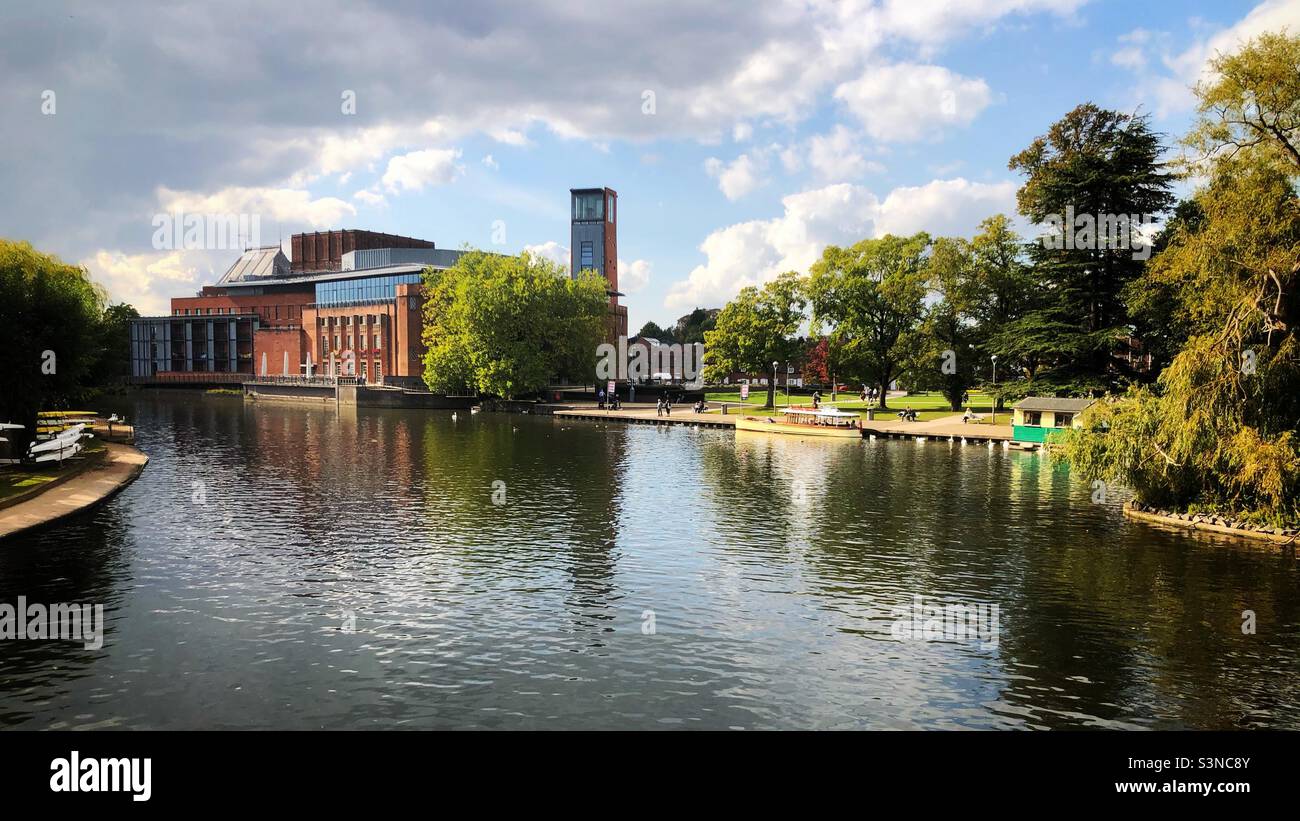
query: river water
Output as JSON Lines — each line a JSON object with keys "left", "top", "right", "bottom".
{"left": 1, "top": 392, "right": 1297, "bottom": 729}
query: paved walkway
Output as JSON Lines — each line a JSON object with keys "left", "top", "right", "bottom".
{"left": 0, "top": 442, "right": 148, "bottom": 540}
{"left": 554, "top": 403, "right": 737, "bottom": 428}
{"left": 861, "top": 412, "right": 1014, "bottom": 441}
{"left": 551, "top": 403, "right": 1016, "bottom": 440}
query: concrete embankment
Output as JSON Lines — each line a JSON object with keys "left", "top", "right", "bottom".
{"left": 0, "top": 442, "right": 148, "bottom": 540}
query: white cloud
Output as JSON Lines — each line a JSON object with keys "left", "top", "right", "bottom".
{"left": 704, "top": 153, "right": 765, "bottom": 200}
{"left": 81, "top": 249, "right": 207, "bottom": 314}
{"left": 381, "top": 148, "right": 464, "bottom": 194}
{"left": 352, "top": 189, "right": 387, "bottom": 208}
{"left": 733, "top": 122, "right": 754, "bottom": 142}
{"left": 834, "top": 63, "right": 994, "bottom": 142}
{"left": 524, "top": 240, "right": 569, "bottom": 272}
{"left": 807, "top": 125, "right": 885, "bottom": 180}
{"left": 875, "top": 177, "right": 1017, "bottom": 236}
{"left": 1111, "top": 28, "right": 1151, "bottom": 71}
{"left": 157, "top": 185, "right": 356, "bottom": 228}
{"left": 664, "top": 177, "right": 1017, "bottom": 310}
{"left": 861, "top": 0, "right": 1089, "bottom": 49}
{"left": 1117, "top": 0, "right": 1300, "bottom": 116}
{"left": 619, "top": 258, "right": 652, "bottom": 293}
{"left": 666, "top": 183, "right": 881, "bottom": 310}
{"left": 482, "top": 153, "right": 499, "bottom": 170}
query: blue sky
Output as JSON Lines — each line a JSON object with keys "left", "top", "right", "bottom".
{"left": 1, "top": 0, "right": 1295, "bottom": 328}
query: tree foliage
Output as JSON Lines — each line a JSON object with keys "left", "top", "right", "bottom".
{"left": 1059, "top": 33, "right": 1300, "bottom": 526}
{"left": 703, "top": 272, "right": 805, "bottom": 409}
{"left": 806, "top": 233, "right": 929, "bottom": 409}
{"left": 421, "top": 250, "right": 609, "bottom": 399}
{"left": 0, "top": 240, "right": 108, "bottom": 451}
{"left": 1009, "top": 103, "right": 1175, "bottom": 391}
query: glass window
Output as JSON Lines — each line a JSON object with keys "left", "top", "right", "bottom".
{"left": 573, "top": 193, "right": 603, "bottom": 221}
{"left": 580, "top": 242, "right": 594, "bottom": 271}
{"left": 1024, "top": 411, "right": 1041, "bottom": 426}
{"left": 1055, "top": 413, "right": 1074, "bottom": 428}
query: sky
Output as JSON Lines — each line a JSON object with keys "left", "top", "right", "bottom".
{"left": 1, "top": 0, "right": 1297, "bottom": 330}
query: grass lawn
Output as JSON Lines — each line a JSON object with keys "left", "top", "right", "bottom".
{"left": 702, "top": 390, "right": 1003, "bottom": 423}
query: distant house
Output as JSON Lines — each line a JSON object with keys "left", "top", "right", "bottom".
{"left": 1011, "top": 397, "right": 1096, "bottom": 445}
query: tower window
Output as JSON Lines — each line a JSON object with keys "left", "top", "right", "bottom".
{"left": 580, "top": 242, "right": 594, "bottom": 271}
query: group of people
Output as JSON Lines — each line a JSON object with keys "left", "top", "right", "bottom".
{"left": 896, "top": 407, "right": 918, "bottom": 422}
{"left": 858, "top": 385, "right": 880, "bottom": 404}
{"left": 656, "top": 395, "right": 673, "bottom": 416}
{"left": 597, "top": 389, "right": 622, "bottom": 411}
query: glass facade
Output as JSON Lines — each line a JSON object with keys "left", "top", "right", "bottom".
{"left": 315, "top": 273, "right": 423, "bottom": 307}
{"left": 572, "top": 192, "right": 603, "bottom": 221}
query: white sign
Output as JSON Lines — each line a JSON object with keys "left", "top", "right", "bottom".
{"left": 740, "top": 384, "right": 750, "bottom": 400}
{"left": 606, "top": 380, "right": 616, "bottom": 395}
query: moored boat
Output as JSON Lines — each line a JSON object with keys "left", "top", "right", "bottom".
{"left": 733, "top": 405, "right": 862, "bottom": 438}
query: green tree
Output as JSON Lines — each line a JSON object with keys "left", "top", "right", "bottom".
{"left": 917, "top": 236, "right": 980, "bottom": 410}
{"left": 703, "top": 272, "right": 805, "bottom": 409}
{"left": 806, "top": 233, "right": 929, "bottom": 410}
{"left": 635, "top": 320, "right": 675, "bottom": 343}
{"left": 421, "top": 249, "right": 608, "bottom": 399}
{"left": 672, "top": 307, "right": 720, "bottom": 345}
{"left": 93, "top": 302, "right": 141, "bottom": 384}
{"left": 1009, "top": 103, "right": 1175, "bottom": 391}
{"left": 1059, "top": 33, "right": 1300, "bottom": 526}
{"left": 0, "top": 240, "right": 106, "bottom": 452}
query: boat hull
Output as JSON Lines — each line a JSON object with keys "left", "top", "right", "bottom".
{"left": 734, "top": 416, "right": 861, "bottom": 439}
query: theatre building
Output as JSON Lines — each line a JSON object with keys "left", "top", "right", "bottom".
{"left": 129, "top": 187, "right": 629, "bottom": 387}
{"left": 129, "top": 231, "right": 463, "bottom": 384}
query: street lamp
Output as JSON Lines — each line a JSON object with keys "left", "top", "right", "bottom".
{"left": 990, "top": 354, "right": 998, "bottom": 425}
{"left": 772, "top": 360, "right": 779, "bottom": 409}
{"left": 785, "top": 361, "right": 791, "bottom": 406}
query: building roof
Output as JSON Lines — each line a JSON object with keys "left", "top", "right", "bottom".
{"left": 1012, "top": 396, "right": 1096, "bottom": 412}
{"left": 216, "top": 246, "right": 291, "bottom": 284}
{"left": 216, "top": 252, "right": 465, "bottom": 290}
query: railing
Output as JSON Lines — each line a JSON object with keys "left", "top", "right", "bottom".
{"left": 245, "top": 375, "right": 340, "bottom": 387}
{"left": 128, "top": 371, "right": 249, "bottom": 384}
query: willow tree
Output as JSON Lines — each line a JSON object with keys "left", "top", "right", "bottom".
{"left": 0, "top": 241, "right": 106, "bottom": 453}
{"left": 420, "top": 250, "right": 608, "bottom": 399}
{"left": 1059, "top": 33, "right": 1300, "bottom": 526}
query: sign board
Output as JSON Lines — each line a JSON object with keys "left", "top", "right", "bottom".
{"left": 740, "top": 384, "right": 750, "bottom": 400}
{"left": 606, "top": 380, "right": 616, "bottom": 395}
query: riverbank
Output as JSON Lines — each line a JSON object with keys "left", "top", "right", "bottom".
{"left": 548, "top": 402, "right": 1014, "bottom": 442}
{"left": 1124, "top": 502, "right": 1298, "bottom": 546}
{"left": 0, "top": 442, "right": 148, "bottom": 540}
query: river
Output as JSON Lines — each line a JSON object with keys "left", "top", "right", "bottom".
{"left": 1, "top": 392, "right": 1297, "bottom": 729}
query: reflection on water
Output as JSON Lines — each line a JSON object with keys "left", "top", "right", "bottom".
{"left": 1, "top": 392, "right": 1297, "bottom": 729}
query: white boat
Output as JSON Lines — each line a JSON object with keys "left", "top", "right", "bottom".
{"left": 32, "top": 442, "right": 82, "bottom": 463}
{"left": 29, "top": 426, "right": 88, "bottom": 454}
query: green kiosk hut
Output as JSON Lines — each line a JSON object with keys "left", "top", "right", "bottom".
{"left": 1011, "top": 397, "right": 1095, "bottom": 446}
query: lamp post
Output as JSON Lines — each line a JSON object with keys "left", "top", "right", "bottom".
{"left": 991, "top": 354, "right": 998, "bottom": 425}
{"left": 772, "top": 360, "right": 779, "bottom": 409}
{"left": 785, "top": 361, "right": 791, "bottom": 406}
